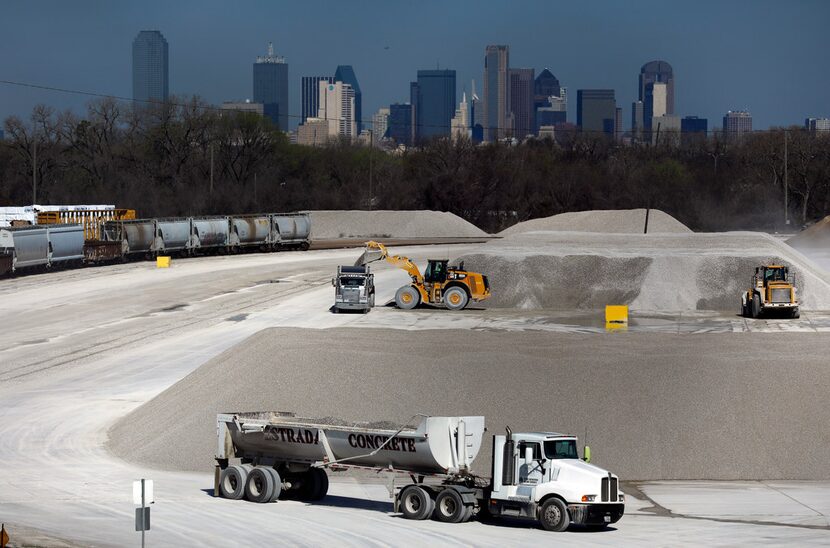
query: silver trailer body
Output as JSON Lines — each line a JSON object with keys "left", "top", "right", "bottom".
{"left": 217, "top": 413, "right": 484, "bottom": 477}
{"left": 230, "top": 215, "right": 272, "bottom": 246}
{"left": 156, "top": 218, "right": 191, "bottom": 252}
{"left": 0, "top": 224, "right": 83, "bottom": 272}
{"left": 333, "top": 265, "right": 375, "bottom": 312}
{"left": 274, "top": 213, "right": 311, "bottom": 244}
{"left": 191, "top": 217, "right": 230, "bottom": 248}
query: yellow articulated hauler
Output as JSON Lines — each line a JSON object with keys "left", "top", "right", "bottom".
{"left": 358, "top": 241, "right": 491, "bottom": 310}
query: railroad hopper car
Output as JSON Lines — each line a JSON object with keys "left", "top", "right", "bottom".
{"left": 0, "top": 224, "right": 85, "bottom": 275}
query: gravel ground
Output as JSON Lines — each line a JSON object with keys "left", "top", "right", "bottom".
{"left": 499, "top": 209, "right": 691, "bottom": 236}
{"left": 108, "top": 327, "right": 830, "bottom": 481}
{"left": 457, "top": 231, "right": 830, "bottom": 311}
{"left": 307, "top": 210, "right": 488, "bottom": 239}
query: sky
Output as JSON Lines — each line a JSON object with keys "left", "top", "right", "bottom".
{"left": 1, "top": 0, "right": 828, "bottom": 131}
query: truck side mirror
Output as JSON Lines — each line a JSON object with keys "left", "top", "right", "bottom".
{"left": 583, "top": 445, "right": 591, "bottom": 463}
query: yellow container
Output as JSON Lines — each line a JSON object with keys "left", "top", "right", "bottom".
{"left": 605, "top": 305, "right": 628, "bottom": 324}
{"left": 156, "top": 256, "right": 171, "bottom": 268}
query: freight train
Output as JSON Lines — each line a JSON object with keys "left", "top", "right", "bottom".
{"left": 0, "top": 212, "right": 311, "bottom": 276}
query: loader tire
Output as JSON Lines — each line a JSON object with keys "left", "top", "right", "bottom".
{"left": 400, "top": 486, "right": 433, "bottom": 520}
{"left": 395, "top": 286, "right": 420, "bottom": 310}
{"left": 751, "top": 294, "right": 761, "bottom": 319}
{"left": 219, "top": 465, "right": 248, "bottom": 500}
{"left": 443, "top": 287, "right": 469, "bottom": 311}
{"left": 245, "top": 467, "right": 276, "bottom": 503}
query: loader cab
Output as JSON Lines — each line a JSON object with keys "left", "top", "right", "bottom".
{"left": 424, "top": 260, "right": 449, "bottom": 283}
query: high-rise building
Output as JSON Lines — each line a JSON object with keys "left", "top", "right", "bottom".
{"left": 253, "top": 43, "right": 289, "bottom": 130}
{"left": 483, "top": 45, "right": 510, "bottom": 142}
{"left": 536, "top": 96, "right": 566, "bottom": 132}
{"left": 509, "top": 68, "right": 534, "bottom": 139}
{"left": 631, "top": 101, "right": 644, "bottom": 141}
{"left": 639, "top": 60, "right": 674, "bottom": 115}
{"left": 533, "top": 69, "right": 561, "bottom": 133}
{"left": 302, "top": 76, "right": 333, "bottom": 122}
{"left": 644, "top": 82, "right": 667, "bottom": 132}
{"left": 576, "top": 89, "right": 616, "bottom": 136}
{"left": 451, "top": 93, "right": 470, "bottom": 142}
{"left": 220, "top": 101, "right": 265, "bottom": 116}
{"left": 372, "top": 107, "right": 390, "bottom": 140}
{"left": 681, "top": 116, "right": 708, "bottom": 146}
{"left": 388, "top": 103, "right": 412, "bottom": 146}
{"left": 334, "top": 66, "right": 362, "bottom": 133}
{"left": 805, "top": 118, "right": 830, "bottom": 132}
{"left": 317, "top": 81, "right": 356, "bottom": 138}
{"left": 651, "top": 115, "right": 681, "bottom": 146}
{"left": 132, "top": 30, "right": 169, "bottom": 103}
{"left": 296, "top": 118, "right": 329, "bottom": 147}
{"left": 411, "top": 69, "right": 456, "bottom": 142}
{"left": 470, "top": 80, "right": 484, "bottom": 143}
{"left": 615, "top": 107, "right": 623, "bottom": 142}
{"left": 723, "top": 110, "right": 752, "bottom": 137}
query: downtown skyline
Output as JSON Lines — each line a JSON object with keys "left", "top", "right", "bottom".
{"left": 1, "top": 0, "right": 828, "bottom": 130}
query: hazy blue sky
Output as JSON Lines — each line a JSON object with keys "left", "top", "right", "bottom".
{"left": 1, "top": 0, "right": 828, "bottom": 130}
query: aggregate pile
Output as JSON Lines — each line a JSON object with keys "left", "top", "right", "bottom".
{"left": 308, "top": 210, "right": 488, "bottom": 240}
{"left": 499, "top": 208, "right": 692, "bottom": 236}
{"left": 108, "top": 327, "right": 830, "bottom": 481}
{"left": 457, "top": 231, "right": 830, "bottom": 311}
{"left": 787, "top": 216, "right": 830, "bottom": 250}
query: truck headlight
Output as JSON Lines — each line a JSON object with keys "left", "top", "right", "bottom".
{"left": 581, "top": 495, "right": 596, "bottom": 502}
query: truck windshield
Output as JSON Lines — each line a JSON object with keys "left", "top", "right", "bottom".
{"left": 339, "top": 278, "right": 364, "bottom": 287}
{"left": 544, "top": 439, "right": 579, "bottom": 459}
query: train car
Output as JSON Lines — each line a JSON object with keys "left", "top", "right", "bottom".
{"left": 229, "top": 214, "right": 272, "bottom": 250}
{"left": 156, "top": 218, "right": 191, "bottom": 254}
{"left": 273, "top": 213, "right": 311, "bottom": 250}
{"left": 103, "top": 219, "right": 157, "bottom": 256}
{"left": 0, "top": 224, "right": 84, "bottom": 274}
{"left": 191, "top": 216, "right": 230, "bottom": 252}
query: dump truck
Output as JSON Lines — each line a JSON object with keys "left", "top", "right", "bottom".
{"left": 215, "top": 412, "right": 624, "bottom": 531}
{"left": 741, "top": 264, "right": 799, "bottom": 318}
{"left": 332, "top": 265, "right": 375, "bottom": 313}
{"left": 356, "top": 241, "right": 490, "bottom": 311}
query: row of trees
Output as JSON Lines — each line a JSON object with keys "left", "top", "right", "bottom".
{"left": 2, "top": 97, "right": 829, "bottom": 232}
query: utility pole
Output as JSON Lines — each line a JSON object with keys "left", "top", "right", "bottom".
{"left": 209, "top": 142, "right": 214, "bottom": 196}
{"left": 32, "top": 139, "right": 37, "bottom": 204}
{"left": 369, "top": 130, "right": 373, "bottom": 211}
{"left": 784, "top": 130, "right": 789, "bottom": 226}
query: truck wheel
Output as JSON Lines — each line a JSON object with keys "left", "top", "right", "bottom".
{"left": 539, "top": 498, "right": 570, "bottom": 532}
{"left": 791, "top": 308, "right": 800, "bottom": 319}
{"left": 300, "top": 242, "right": 310, "bottom": 251}
{"left": 311, "top": 468, "right": 329, "bottom": 500}
{"left": 265, "top": 468, "right": 282, "bottom": 502}
{"left": 219, "top": 465, "right": 248, "bottom": 500}
{"left": 245, "top": 467, "right": 276, "bottom": 503}
{"left": 395, "top": 286, "right": 420, "bottom": 310}
{"left": 751, "top": 294, "right": 761, "bottom": 319}
{"left": 460, "top": 504, "right": 474, "bottom": 523}
{"left": 400, "top": 486, "right": 433, "bottom": 520}
{"left": 369, "top": 293, "right": 376, "bottom": 308}
{"left": 443, "top": 287, "right": 469, "bottom": 311}
{"left": 434, "top": 489, "right": 467, "bottom": 523}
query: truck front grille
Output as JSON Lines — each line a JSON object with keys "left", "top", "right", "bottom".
{"left": 771, "top": 288, "right": 791, "bottom": 303}
{"left": 601, "top": 476, "right": 618, "bottom": 502}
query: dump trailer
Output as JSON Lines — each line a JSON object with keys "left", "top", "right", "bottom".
{"left": 332, "top": 265, "right": 375, "bottom": 313}
{"left": 741, "top": 264, "right": 799, "bottom": 318}
{"left": 215, "top": 412, "right": 624, "bottom": 531}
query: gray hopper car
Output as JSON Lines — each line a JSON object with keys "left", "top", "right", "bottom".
{"left": 0, "top": 224, "right": 85, "bottom": 275}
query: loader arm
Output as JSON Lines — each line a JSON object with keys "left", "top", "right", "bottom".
{"left": 363, "top": 241, "right": 424, "bottom": 284}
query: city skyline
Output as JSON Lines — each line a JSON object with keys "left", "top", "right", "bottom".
{"left": 1, "top": 1, "right": 828, "bottom": 131}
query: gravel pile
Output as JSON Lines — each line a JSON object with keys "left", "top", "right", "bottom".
{"left": 308, "top": 210, "right": 488, "bottom": 240}
{"left": 788, "top": 216, "right": 830, "bottom": 250}
{"left": 108, "top": 327, "right": 830, "bottom": 480}
{"left": 457, "top": 231, "right": 830, "bottom": 311}
{"left": 499, "top": 208, "right": 692, "bottom": 236}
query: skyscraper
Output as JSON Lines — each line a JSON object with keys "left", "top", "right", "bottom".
{"left": 723, "top": 110, "right": 752, "bottom": 137}
{"left": 576, "top": 89, "right": 616, "bottom": 136}
{"left": 372, "top": 107, "right": 390, "bottom": 140}
{"left": 334, "top": 66, "right": 362, "bottom": 133}
{"left": 483, "top": 45, "right": 510, "bottom": 142}
{"left": 253, "top": 43, "right": 289, "bottom": 130}
{"left": 132, "top": 30, "right": 169, "bottom": 102}
{"left": 470, "top": 80, "right": 483, "bottom": 143}
{"left": 451, "top": 93, "right": 470, "bottom": 142}
{"left": 805, "top": 118, "right": 830, "bottom": 132}
{"left": 318, "top": 81, "right": 356, "bottom": 138}
{"left": 644, "top": 82, "right": 667, "bottom": 132}
{"left": 615, "top": 107, "right": 623, "bottom": 142}
{"left": 302, "top": 76, "right": 333, "bottom": 122}
{"left": 681, "top": 116, "right": 708, "bottom": 146}
{"left": 631, "top": 101, "right": 644, "bottom": 141}
{"left": 509, "top": 68, "right": 534, "bottom": 139}
{"left": 388, "top": 103, "right": 412, "bottom": 146}
{"left": 411, "top": 69, "right": 457, "bottom": 142}
{"left": 533, "top": 69, "right": 562, "bottom": 133}
{"left": 639, "top": 60, "right": 674, "bottom": 115}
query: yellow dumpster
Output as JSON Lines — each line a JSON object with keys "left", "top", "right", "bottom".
{"left": 156, "top": 256, "right": 171, "bottom": 268}
{"left": 605, "top": 305, "right": 628, "bottom": 330}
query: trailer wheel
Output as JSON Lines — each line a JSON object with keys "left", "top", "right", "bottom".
{"left": 300, "top": 242, "right": 310, "bottom": 251}
{"left": 460, "top": 505, "right": 474, "bottom": 523}
{"left": 433, "top": 489, "right": 467, "bottom": 523}
{"left": 751, "top": 294, "right": 761, "bottom": 319}
{"left": 265, "top": 468, "right": 282, "bottom": 502}
{"left": 400, "top": 486, "right": 433, "bottom": 520}
{"left": 219, "top": 465, "right": 248, "bottom": 500}
{"left": 245, "top": 467, "right": 276, "bottom": 503}
{"left": 395, "top": 286, "right": 420, "bottom": 310}
{"left": 443, "top": 287, "right": 469, "bottom": 311}
{"left": 539, "top": 498, "right": 570, "bottom": 532}
{"left": 310, "top": 468, "right": 329, "bottom": 500}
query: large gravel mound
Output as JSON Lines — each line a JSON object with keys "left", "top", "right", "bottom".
{"left": 308, "top": 210, "right": 488, "bottom": 239}
{"left": 500, "top": 208, "right": 691, "bottom": 236}
{"left": 107, "top": 327, "right": 830, "bottom": 481}
{"left": 788, "top": 216, "right": 830, "bottom": 250}
{"left": 458, "top": 231, "right": 830, "bottom": 311}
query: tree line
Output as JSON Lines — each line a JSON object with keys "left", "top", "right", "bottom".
{"left": 2, "top": 96, "right": 829, "bottom": 233}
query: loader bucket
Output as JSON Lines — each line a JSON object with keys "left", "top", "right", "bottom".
{"left": 354, "top": 247, "right": 384, "bottom": 267}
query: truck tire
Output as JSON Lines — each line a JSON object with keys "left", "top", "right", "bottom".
{"left": 245, "top": 467, "right": 276, "bottom": 503}
{"left": 791, "top": 308, "right": 800, "bottom": 319}
{"left": 310, "top": 468, "right": 329, "bottom": 500}
{"left": 369, "top": 293, "right": 375, "bottom": 308}
{"left": 433, "top": 488, "right": 467, "bottom": 523}
{"left": 219, "top": 465, "right": 248, "bottom": 500}
{"left": 400, "top": 486, "right": 433, "bottom": 520}
{"left": 539, "top": 498, "right": 570, "bottom": 532}
{"left": 395, "top": 286, "right": 420, "bottom": 310}
{"left": 751, "top": 294, "right": 761, "bottom": 319}
{"left": 265, "top": 468, "right": 282, "bottom": 502}
{"left": 460, "top": 504, "right": 474, "bottom": 523}
{"left": 443, "top": 287, "right": 469, "bottom": 311}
